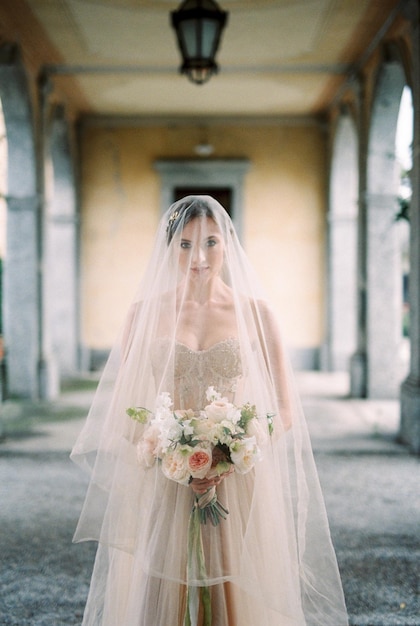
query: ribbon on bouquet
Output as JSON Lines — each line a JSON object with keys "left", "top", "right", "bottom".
{"left": 185, "top": 496, "right": 211, "bottom": 626}
{"left": 184, "top": 486, "right": 228, "bottom": 626}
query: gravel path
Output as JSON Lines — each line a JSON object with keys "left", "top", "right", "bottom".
{"left": 0, "top": 373, "right": 419, "bottom": 625}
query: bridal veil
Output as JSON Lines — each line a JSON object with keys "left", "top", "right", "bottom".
{"left": 71, "top": 195, "right": 347, "bottom": 625}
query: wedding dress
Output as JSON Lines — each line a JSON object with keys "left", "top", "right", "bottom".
{"left": 71, "top": 196, "right": 348, "bottom": 626}
{"left": 152, "top": 337, "right": 242, "bottom": 410}
{"left": 79, "top": 339, "right": 306, "bottom": 625}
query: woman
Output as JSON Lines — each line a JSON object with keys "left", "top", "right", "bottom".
{"left": 71, "top": 196, "right": 347, "bottom": 625}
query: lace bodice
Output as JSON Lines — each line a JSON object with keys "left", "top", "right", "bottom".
{"left": 151, "top": 337, "right": 242, "bottom": 410}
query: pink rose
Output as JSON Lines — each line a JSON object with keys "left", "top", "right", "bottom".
{"left": 188, "top": 446, "right": 212, "bottom": 478}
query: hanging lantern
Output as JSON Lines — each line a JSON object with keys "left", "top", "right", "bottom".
{"left": 171, "top": 0, "right": 229, "bottom": 85}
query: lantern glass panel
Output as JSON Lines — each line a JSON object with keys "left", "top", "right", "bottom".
{"left": 201, "top": 19, "right": 218, "bottom": 57}
{"left": 179, "top": 19, "right": 197, "bottom": 57}
{"left": 179, "top": 18, "right": 219, "bottom": 59}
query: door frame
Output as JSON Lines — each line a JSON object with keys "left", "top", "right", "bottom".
{"left": 154, "top": 159, "right": 250, "bottom": 239}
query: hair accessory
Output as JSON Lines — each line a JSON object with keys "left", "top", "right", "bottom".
{"left": 167, "top": 210, "right": 179, "bottom": 230}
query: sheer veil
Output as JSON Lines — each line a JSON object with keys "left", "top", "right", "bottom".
{"left": 71, "top": 196, "right": 347, "bottom": 625}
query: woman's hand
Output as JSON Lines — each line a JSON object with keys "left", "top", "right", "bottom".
{"left": 190, "top": 465, "right": 234, "bottom": 494}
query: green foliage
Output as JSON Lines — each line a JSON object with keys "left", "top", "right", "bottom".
{"left": 126, "top": 406, "right": 151, "bottom": 423}
{"left": 395, "top": 197, "right": 410, "bottom": 222}
{"left": 238, "top": 402, "right": 257, "bottom": 431}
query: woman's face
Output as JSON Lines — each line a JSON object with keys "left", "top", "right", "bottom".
{"left": 176, "top": 216, "right": 224, "bottom": 281}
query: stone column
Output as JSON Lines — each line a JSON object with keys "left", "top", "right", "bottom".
{"left": 325, "top": 115, "right": 358, "bottom": 372}
{"left": 350, "top": 77, "right": 369, "bottom": 398}
{"left": 366, "top": 191, "right": 402, "bottom": 398}
{"left": 326, "top": 207, "right": 358, "bottom": 371}
{"left": 350, "top": 59, "right": 406, "bottom": 399}
{"left": 45, "top": 104, "right": 79, "bottom": 377}
{"left": 356, "top": 60, "right": 406, "bottom": 399}
{"left": 4, "top": 196, "right": 40, "bottom": 398}
{"left": 400, "top": 0, "right": 420, "bottom": 454}
{"left": 0, "top": 48, "right": 40, "bottom": 398}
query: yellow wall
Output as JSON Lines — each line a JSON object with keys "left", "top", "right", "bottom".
{"left": 81, "top": 123, "right": 326, "bottom": 353}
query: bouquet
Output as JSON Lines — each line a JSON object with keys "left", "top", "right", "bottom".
{"left": 127, "top": 387, "right": 274, "bottom": 624}
{"left": 127, "top": 386, "right": 273, "bottom": 525}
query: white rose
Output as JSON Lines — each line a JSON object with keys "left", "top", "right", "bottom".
{"left": 205, "top": 399, "right": 235, "bottom": 423}
{"left": 136, "top": 424, "right": 161, "bottom": 467}
{"left": 161, "top": 446, "right": 191, "bottom": 485}
{"left": 194, "top": 418, "right": 219, "bottom": 444}
{"left": 230, "top": 436, "right": 260, "bottom": 474}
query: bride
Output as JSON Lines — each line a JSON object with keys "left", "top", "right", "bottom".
{"left": 71, "top": 195, "right": 348, "bottom": 625}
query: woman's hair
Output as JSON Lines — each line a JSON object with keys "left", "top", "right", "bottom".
{"left": 166, "top": 196, "right": 216, "bottom": 245}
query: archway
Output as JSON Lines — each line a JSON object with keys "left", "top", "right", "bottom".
{"left": 395, "top": 86, "right": 413, "bottom": 382}
{"left": 400, "top": 3, "right": 420, "bottom": 454}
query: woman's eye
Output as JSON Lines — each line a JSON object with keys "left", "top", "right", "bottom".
{"left": 180, "top": 241, "right": 191, "bottom": 249}
{"left": 207, "top": 239, "right": 217, "bottom": 247}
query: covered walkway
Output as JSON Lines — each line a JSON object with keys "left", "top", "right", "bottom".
{"left": 0, "top": 372, "right": 418, "bottom": 626}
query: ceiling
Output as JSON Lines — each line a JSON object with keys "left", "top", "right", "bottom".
{"left": 4, "top": 0, "right": 403, "bottom": 119}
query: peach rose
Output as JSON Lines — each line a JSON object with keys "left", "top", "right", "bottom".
{"left": 188, "top": 446, "right": 212, "bottom": 478}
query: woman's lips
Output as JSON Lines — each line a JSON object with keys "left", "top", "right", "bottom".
{"left": 191, "top": 266, "right": 209, "bottom": 273}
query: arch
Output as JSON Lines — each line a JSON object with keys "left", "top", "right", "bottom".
{"left": 400, "top": 1, "right": 420, "bottom": 453}
{"left": 325, "top": 114, "right": 358, "bottom": 372}
{"left": 365, "top": 60, "right": 407, "bottom": 398}
{"left": 0, "top": 45, "right": 40, "bottom": 398}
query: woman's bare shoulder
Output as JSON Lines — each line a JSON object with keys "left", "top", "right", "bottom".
{"left": 249, "top": 297, "right": 277, "bottom": 324}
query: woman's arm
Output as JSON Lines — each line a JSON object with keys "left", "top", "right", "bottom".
{"left": 120, "top": 302, "right": 140, "bottom": 363}
{"left": 254, "top": 301, "right": 293, "bottom": 431}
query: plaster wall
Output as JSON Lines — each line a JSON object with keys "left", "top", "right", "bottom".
{"left": 80, "top": 123, "right": 326, "bottom": 360}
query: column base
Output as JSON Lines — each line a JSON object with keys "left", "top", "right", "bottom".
{"left": 38, "top": 356, "right": 60, "bottom": 401}
{"left": 350, "top": 351, "right": 367, "bottom": 398}
{"left": 0, "top": 357, "right": 6, "bottom": 402}
{"left": 400, "top": 375, "right": 420, "bottom": 455}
